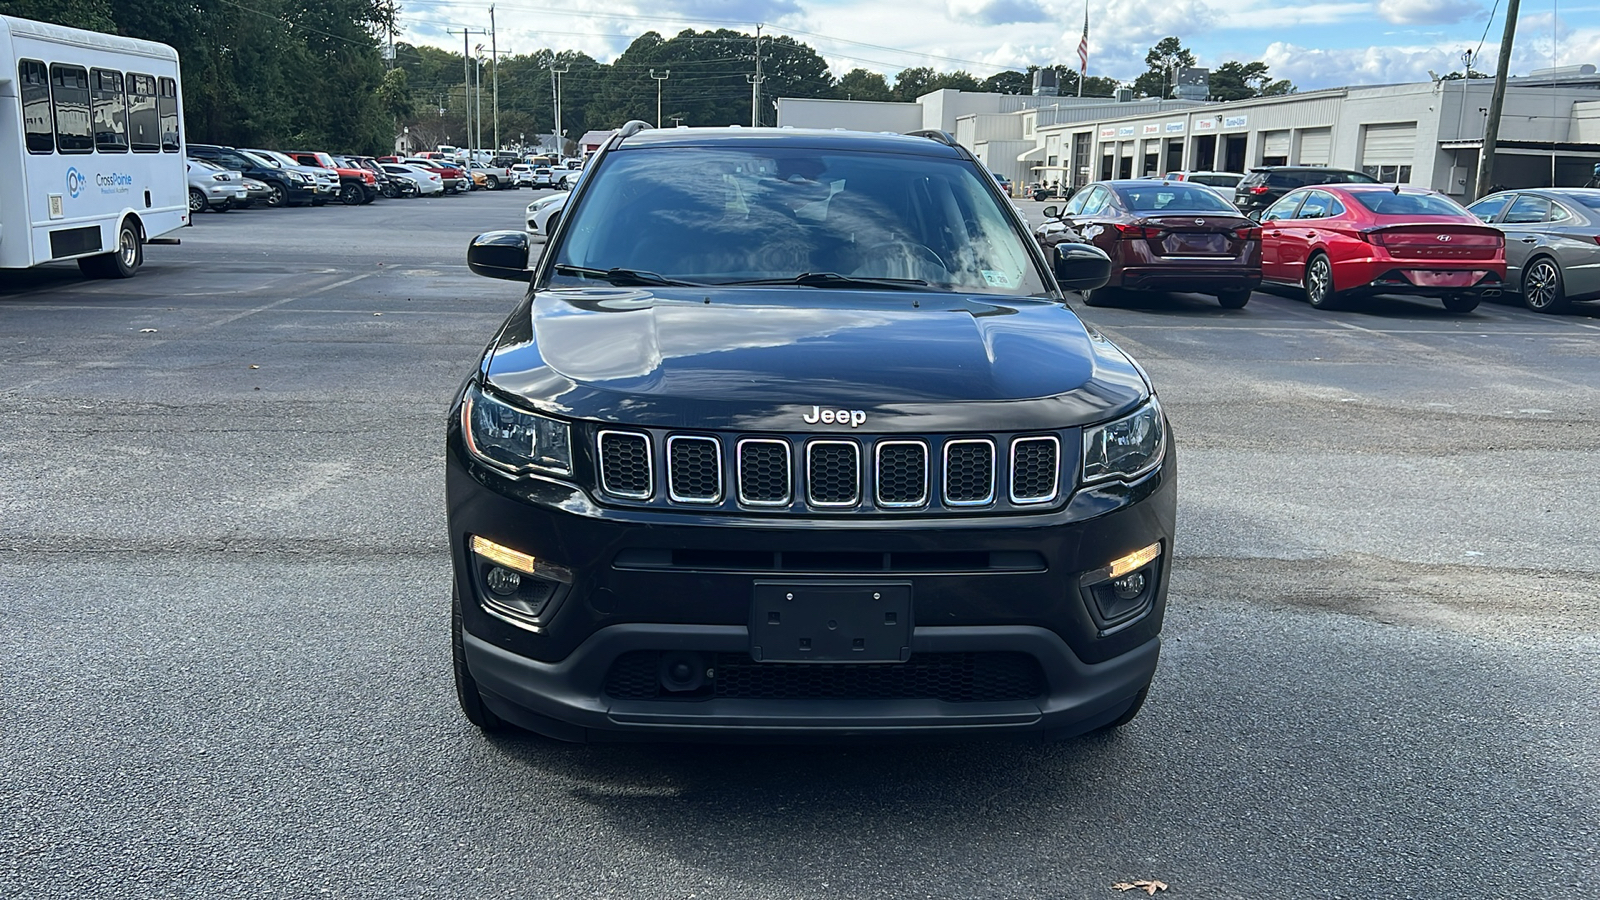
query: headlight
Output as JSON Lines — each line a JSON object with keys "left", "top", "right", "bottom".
{"left": 1082, "top": 397, "right": 1165, "bottom": 483}
{"left": 295, "top": 172, "right": 313, "bottom": 183}
{"left": 463, "top": 385, "right": 572, "bottom": 475}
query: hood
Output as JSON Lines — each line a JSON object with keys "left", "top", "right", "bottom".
{"left": 483, "top": 287, "right": 1149, "bottom": 432}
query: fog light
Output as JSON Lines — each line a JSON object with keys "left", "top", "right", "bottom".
{"left": 485, "top": 566, "right": 521, "bottom": 596}
{"left": 1112, "top": 572, "right": 1146, "bottom": 600}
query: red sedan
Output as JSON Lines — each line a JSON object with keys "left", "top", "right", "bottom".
{"left": 1259, "top": 185, "right": 1505, "bottom": 313}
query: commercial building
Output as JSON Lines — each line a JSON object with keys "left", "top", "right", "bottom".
{"left": 776, "top": 66, "right": 1600, "bottom": 201}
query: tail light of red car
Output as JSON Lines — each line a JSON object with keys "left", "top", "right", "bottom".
{"left": 1113, "top": 224, "right": 1164, "bottom": 239}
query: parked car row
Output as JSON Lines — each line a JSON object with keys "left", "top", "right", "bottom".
{"left": 1032, "top": 176, "right": 1597, "bottom": 315}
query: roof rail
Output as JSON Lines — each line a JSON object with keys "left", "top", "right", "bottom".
{"left": 906, "top": 129, "right": 959, "bottom": 147}
{"left": 616, "top": 120, "right": 652, "bottom": 140}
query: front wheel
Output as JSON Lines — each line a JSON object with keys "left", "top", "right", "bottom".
{"left": 265, "top": 183, "right": 288, "bottom": 208}
{"left": 1441, "top": 294, "right": 1480, "bottom": 314}
{"left": 1304, "top": 254, "right": 1342, "bottom": 310}
{"left": 1216, "top": 289, "right": 1251, "bottom": 309}
{"left": 339, "top": 183, "right": 362, "bottom": 205}
{"left": 1522, "top": 257, "right": 1570, "bottom": 314}
{"left": 452, "top": 588, "right": 507, "bottom": 732}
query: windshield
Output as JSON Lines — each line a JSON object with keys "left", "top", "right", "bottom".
{"left": 551, "top": 145, "right": 1048, "bottom": 296}
{"left": 1350, "top": 191, "right": 1467, "bottom": 216}
{"left": 1113, "top": 184, "right": 1237, "bottom": 212}
{"left": 243, "top": 150, "right": 281, "bottom": 168}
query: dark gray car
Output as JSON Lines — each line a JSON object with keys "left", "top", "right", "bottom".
{"left": 1468, "top": 188, "right": 1600, "bottom": 313}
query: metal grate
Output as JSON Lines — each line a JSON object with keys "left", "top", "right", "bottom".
{"left": 943, "top": 439, "right": 995, "bottom": 506}
{"left": 875, "top": 441, "right": 929, "bottom": 507}
{"left": 806, "top": 440, "right": 860, "bottom": 507}
{"left": 604, "top": 651, "right": 1046, "bottom": 702}
{"left": 667, "top": 436, "right": 722, "bottom": 503}
{"left": 598, "top": 430, "right": 652, "bottom": 499}
{"left": 737, "top": 439, "right": 791, "bottom": 506}
{"left": 1009, "top": 436, "right": 1060, "bottom": 504}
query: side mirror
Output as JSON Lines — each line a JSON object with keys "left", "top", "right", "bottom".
{"left": 1042, "top": 204, "right": 1060, "bottom": 219}
{"left": 467, "top": 230, "right": 531, "bottom": 281}
{"left": 1053, "top": 242, "right": 1112, "bottom": 293}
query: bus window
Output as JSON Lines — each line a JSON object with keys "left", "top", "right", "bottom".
{"left": 91, "top": 68, "right": 128, "bottom": 152}
{"left": 127, "top": 74, "right": 159, "bottom": 152}
{"left": 157, "top": 77, "right": 179, "bottom": 151}
{"left": 50, "top": 63, "right": 93, "bottom": 154}
{"left": 19, "top": 60, "right": 54, "bottom": 154}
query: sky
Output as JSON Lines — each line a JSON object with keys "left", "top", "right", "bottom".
{"left": 395, "top": 0, "right": 1600, "bottom": 93}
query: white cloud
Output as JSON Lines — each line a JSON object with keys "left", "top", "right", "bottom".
{"left": 1375, "top": 0, "right": 1483, "bottom": 24}
{"left": 1259, "top": 40, "right": 1462, "bottom": 87}
{"left": 946, "top": 0, "right": 1053, "bottom": 25}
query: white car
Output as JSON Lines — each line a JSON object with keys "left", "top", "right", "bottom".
{"left": 1165, "top": 171, "right": 1247, "bottom": 190}
{"left": 510, "top": 164, "right": 534, "bottom": 188}
{"left": 185, "top": 158, "right": 247, "bottom": 213}
{"left": 525, "top": 192, "right": 567, "bottom": 239}
{"left": 380, "top": 163, "right": 444, "bottom": 197}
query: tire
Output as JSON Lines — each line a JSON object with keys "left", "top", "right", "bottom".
{"left": 1096, "top": 686, "right": 1150, "bottom": 732}
{"left": 1081, "top": 286, "right": 1115, "bottom": 307}
{"left": 339, "top": 183, "right": 362, "bottom": 205}
{"left": 1521, "top": 257, "right": 1570, "bottom": 314}
{"left": 1441, "top": 294, "right": 1480, "bottom": 314}
{"left": 216, "top": 199, "right": 232, "bottom": 212}
{"left": 452, "top": 588, "right": 507, "bottom": 732}
{"left": 187, "top": 188, "right": 206, "bottom": 214}
{"left": 485, "top": 176, "right": 500, "bottom": 190}
{"left": 1303, "top": 253, "right": 1342, "bottom": 310}
{"left": 77, "top": 219, "right": 141, "bottom": 279}
{"left": 1216, "top": 289, "right": 1251, "bottom": 309}
{"left": 311, "top": 197, "right": 327, "bottom": 207}
{"left": 266, "top": 183, "right": 288, "bottom": 208}
{"left": 381, "top": 183, "right": 398, "bottom": 199}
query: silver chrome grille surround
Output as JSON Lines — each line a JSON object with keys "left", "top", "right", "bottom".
{"left": 806, "top": 440, "right": 861, "bottom": 508}
{"left": 1009, "top": 436, "right": 1060, "bottom": 505}
{"left": 666, "top": 435, "right": 722, "bottom": 504}
{"left": 875, "top": 440, "right": 929, "bottom": 508}
{"left": 737, "top": 438, "right": 792, "bottom": 506}
{"left": 943, "top": 438, "right": 996, "bottom": 506}
{"left": 597, "top": 430, "right": 653, "bottom": 499}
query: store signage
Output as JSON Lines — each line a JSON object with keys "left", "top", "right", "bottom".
{"left": 1196, "top": 118, "right": 1216, "bottom": 131}
{"left": 1223, "top": 115, "right": 1248, "bottom": 129}
{"left": 1099, "top": 127, "right": 1117, "bottom": 139}
{"left": 1142, "top": 123, "right": 1161, "bottom": 135}
{"left": 1118, "top": 125, "right": 1136, "bottom": 136}
{"left": 1166, "top": 121, "right": 1185, "bottom": 133}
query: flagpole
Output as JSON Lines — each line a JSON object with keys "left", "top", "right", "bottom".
{"left": 1078, "top": 0, "right": 1087, "bottom": 98}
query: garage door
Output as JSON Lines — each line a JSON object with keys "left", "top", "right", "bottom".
{"left": 1297, "top": 128, "right": 1331, "bottom": 165}
{"left": 1361, "top": 122, "right": 1417, "bottom": 165}
{"left": 1261, "top": 130, "right": 1291, "bottom": 158}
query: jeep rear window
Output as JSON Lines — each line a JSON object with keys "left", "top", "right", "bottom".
{"left": 553, "top": 146, "right": 1048, "bottom": 296}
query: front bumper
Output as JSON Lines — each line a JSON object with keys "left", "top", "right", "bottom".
{"left": 447, "top": 426, "right": 1177, "bottom": 742}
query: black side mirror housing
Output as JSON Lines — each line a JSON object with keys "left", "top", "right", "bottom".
{"left": 1053, "top": 242, "right": 1112, "bottom": 293}
{"left": 467, "top": 230, "right": 531, "bottom": 281}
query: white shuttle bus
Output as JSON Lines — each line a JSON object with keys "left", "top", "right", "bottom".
{"left": 0, "top": 14, "right": 186, "bottom": 279}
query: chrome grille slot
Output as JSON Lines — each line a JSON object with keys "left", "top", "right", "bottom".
{"left": 943, "top": 439, "right": 995, "bottom": 506}
{"left": 737, "top": 439, "right": 791, "bottom": 506}
{"left": 806, "top": 440, "right": 861, "bottom": 507}
{"left": 1009, "top": 436, "right": 1060, "bottom": 504}
{"left": 875, "top": 440, "right": 928, "bottom": 507}
{"left": 597, "top": 430, "right": 652, "bottom": 499}
{"left": 667, "top": 435, "right": 722, "bottom": 503}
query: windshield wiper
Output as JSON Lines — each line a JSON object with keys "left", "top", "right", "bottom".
{"left": 719, "top": 272, "right": 930, "bottom": 290}
{"left": 551, "top": 264, "right": 704, "bottom": 287}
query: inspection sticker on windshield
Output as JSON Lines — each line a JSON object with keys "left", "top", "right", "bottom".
{"left": 981, "top": 270, "right": 1012, "bottom": 287}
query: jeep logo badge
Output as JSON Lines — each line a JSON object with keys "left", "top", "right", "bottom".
{"left": 802, "top": 406, "right": 867, "bottom": 428}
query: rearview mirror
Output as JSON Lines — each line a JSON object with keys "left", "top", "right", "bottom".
{"left": 467, "top": 230, "right": 531, "bottom": 281}
{"left": 1042, "top": 204, "right": 1060, "bottom": 219}
{"left": 1053, "top": 243, "right": 1111, "bottom": 293}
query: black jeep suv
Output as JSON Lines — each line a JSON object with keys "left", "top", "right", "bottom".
{"left": 1234, "top": 166, "right": 1378, "bottom": 219}
{"left": 448, "top": 123, "right": 1176, "bottom": 742}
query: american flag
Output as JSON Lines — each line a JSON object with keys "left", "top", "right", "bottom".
{"left": 1077, "top": 10, "right": 1089, "bottom": 75}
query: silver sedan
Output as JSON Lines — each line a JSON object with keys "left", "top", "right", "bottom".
{"left": 1468, "top": 188, "right": 1600, "bottom": 313}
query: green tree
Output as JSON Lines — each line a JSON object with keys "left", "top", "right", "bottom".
{"left": 376, "top": 67, "right": 415, "bottom": 123}
{"left": 982, "top": 70, "right": 1031, "bottom": 95}
{"left": 1131, "top": 36, "right": 1195, "bottom": 98}
{"left": 0, "top": 0, "right": 114, "bottom": 31}
{"left": 1207, "top": 60, "right": 1296, "bottom": 101}
{"left": 837, "top": 68, "right": 893, "bottom": 101}
{"left": 893, "top": 66, "right": 939, "bottom": 101}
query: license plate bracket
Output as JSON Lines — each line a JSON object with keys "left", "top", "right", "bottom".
{"left": 751, "top": 581, "right": 912, "bottom": 663}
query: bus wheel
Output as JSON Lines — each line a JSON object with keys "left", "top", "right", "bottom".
{"left": 78, "top": 221, "right": 142, "bottom": 279}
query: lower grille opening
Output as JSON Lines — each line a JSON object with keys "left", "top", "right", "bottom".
{"left": 604, "top": 651, "right": 1047, "bottom": 702}
{"left": 613, "top": 549, "right": 1047, "bottom": 574}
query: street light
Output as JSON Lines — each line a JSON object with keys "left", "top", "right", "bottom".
{"left": 650, "top": 69, "right": 670, "bottom": 128}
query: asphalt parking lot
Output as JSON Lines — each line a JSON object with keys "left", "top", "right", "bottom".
{"left": 2, "top": 189, "right": 1597, "bottom": 899}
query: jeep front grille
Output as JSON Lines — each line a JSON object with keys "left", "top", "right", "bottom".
{"left": 594, "top": 430, "right": 1074, "bottom": 514}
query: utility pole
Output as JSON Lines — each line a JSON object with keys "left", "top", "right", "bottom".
{"left": 490, "top": 5, "right": 499, "bottom": 153}
{"left": 448, "top": 28, "right": 486, "bottom": 159}
{"left": 1475, "top": 0, "right": 1521, "bottom": 200}
{"left": 650, "top": 69, "right": 670, "bottom": 128}
{"left": 749, "top": 24, "right": 765, "bottom": 127}
{"left": 474, "top": 48, "right": 485, "bottom": 159}
{"left": 551, "top": 61, "right": 569, "bottom": 158}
